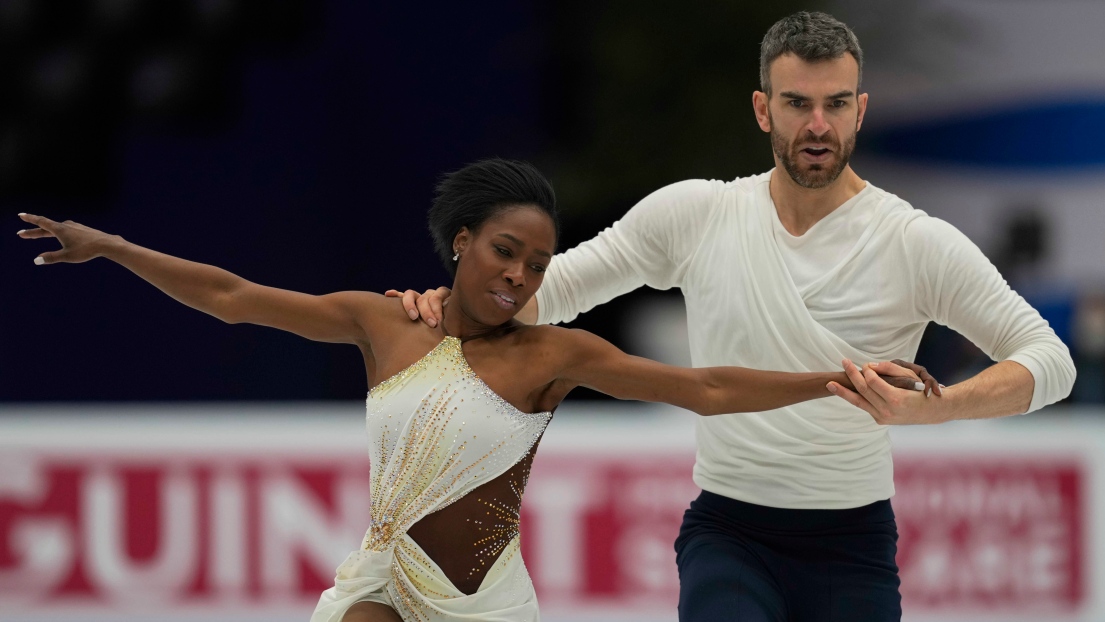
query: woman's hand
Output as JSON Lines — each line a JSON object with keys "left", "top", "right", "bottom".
{"left": 868, "top": 359, "right": 942, "bottom": 397}
{"left": 831, "top": 359, "right": 941, "bottom": 396}
{"left": 17, "top": 213, "right": 119, "bottom": 265}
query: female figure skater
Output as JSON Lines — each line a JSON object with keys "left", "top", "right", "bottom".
{"left": 16, "top": 159, "right": 933, "bottom": 622}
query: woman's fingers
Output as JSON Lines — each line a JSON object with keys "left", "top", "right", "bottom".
{"left": 16, "top": 228, "right": 55, "bottom": 239}
{"left": 889, "top": 359, "right": 942, "bottom": 397}
{"left": 34, "top": 250, "right": 66, "bottom": 265}
{"left": 18, "top": 213, "right": 60, "bottom": 233}
{"left": 868, "top": 360, "right": 943, "bottom": 397}
{"left": 879, "top": 375, "right": 923, "bottom": 391}
{"left": 19, "top": 214, "right": 110, "bottom": 265}
{"left": 18, "top": 215, "right": 64, "bottom": 265}
{"left": 925, "top": 378, "right": 941, "bottom": 397}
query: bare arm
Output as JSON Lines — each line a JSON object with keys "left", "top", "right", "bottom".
{"left": 557, "top": 329, "right": 922, "bottom": 416}
{"left": 939, "top": 360, "right": 1034, "bottom": 419}
{"left": 830, "top": 358, "right": 1029, "bottom": 425}
{"left": 17, "top": 213, "right": 380, "bottom": 344}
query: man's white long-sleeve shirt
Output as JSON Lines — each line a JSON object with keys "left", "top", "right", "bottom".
{"left": 536, "top": 171, "right": 1076, "bottom": 509}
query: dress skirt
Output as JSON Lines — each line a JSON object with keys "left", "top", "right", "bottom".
{"left": 311, "top": 534, "right": 539, "bottom": 622}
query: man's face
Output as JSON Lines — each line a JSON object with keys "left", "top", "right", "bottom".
{"left": 755, "top": 53, "right": 867, "bottom": 189}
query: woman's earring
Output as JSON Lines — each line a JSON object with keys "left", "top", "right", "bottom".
{"left": 452, "top": 251, "right": 459, "bottom": 261}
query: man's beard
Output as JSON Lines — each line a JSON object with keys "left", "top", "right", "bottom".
{"left": 770, "top": 120, "right": 857, "bottom": 189}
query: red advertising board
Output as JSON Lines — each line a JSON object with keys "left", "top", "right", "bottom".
{"left": 0, "top": 413, "right": 1096, "bottom": 621}
{"left": 895, "top": 459, "right": 1084, "bottom": 611}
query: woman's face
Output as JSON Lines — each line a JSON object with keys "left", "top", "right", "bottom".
{"left": 451, "top": 205, "right": 556, "bottom": 326}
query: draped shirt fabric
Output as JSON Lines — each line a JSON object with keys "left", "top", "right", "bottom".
{"left": 535, "top": 170, "right": 1076, "bottom": 510}
{"left": 312, "top": 337, "right": 552, "bottom": 621}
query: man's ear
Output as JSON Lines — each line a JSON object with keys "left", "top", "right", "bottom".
{"left": 856, "top": 92, "right": 869, "bottom": 132}
{"left": 753, "top": 91, "right": 772, "bottom": 133}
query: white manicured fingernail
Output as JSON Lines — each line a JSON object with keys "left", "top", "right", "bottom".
{"left": 18, "top": 212, "right": 26, "bottom": 216}
{"left": 16, "top": 230, "right": 25, "bottom": 235}
{"left": 914, "top": 381, "right": 924, "bottom": 391}
{"left": 34, "top": 257, "right": 44, "bottom": 265}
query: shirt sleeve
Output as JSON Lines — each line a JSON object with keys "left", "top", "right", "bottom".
{"left": 904, "top": 216, "right": 1076, "bottom": 412}
{"left": 536, "top": 179, "right": 720, "bottom": 325}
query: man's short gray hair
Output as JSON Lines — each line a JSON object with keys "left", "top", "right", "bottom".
{"left": 759, "top": 11, "right": 863, "bottom": 95}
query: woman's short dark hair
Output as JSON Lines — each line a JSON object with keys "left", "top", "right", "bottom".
{"left": 429, "top": 158, "right": 559, "bottom": 276}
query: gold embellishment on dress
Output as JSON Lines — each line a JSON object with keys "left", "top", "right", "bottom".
{"left": 466, "top": 460, "right": 529, "bottom": 579}
{"left": 344, "top": 335, "right": 551, "bottom": 615}
{"left": 369, "top": 338, "right": 451, "bottom": 398}
{"left": 390, "top": 558, "right": 431, "bottom": 622}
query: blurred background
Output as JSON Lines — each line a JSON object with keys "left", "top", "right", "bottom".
{"left": 2, "top": 0, "right": 1104, "bottom": 620}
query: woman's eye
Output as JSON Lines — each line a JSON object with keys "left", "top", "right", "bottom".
{"left": 531, "top": 265, "right": 546, "bottom": 273}
{"left": 496, "top": 247, "right": 511, "bottom": 257}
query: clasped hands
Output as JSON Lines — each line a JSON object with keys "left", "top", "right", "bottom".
{"left": 829, "top": 359, "right": 947, "bottom": 425}
{"left": 384, "top": 288, "right": 948, "bottom": 425}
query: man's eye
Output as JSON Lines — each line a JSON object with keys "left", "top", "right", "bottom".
{"left": 832, "top": 100, "right": 846, "bottom": 108}
{"left": 788, "top": 100, "right": 805, "bottom": 108}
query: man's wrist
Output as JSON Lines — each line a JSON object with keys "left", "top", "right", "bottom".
{"left": 928, "top": 384, "right": 962, "bottom": 423}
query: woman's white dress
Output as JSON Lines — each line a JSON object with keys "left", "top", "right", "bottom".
{"left": 312, "top": 337, "right": 552, "bottom": 622}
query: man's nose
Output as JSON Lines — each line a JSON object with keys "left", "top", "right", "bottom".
{"left": 807, "top": 108, "right": 831, "bottom": 137}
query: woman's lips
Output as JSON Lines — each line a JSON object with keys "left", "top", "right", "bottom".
{"left": 490, "top": 291, "right": 517, "bottom": 309}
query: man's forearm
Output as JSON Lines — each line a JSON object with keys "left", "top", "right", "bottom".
{"left": 941, "top": 360, "right": 1035, "bottom": 421}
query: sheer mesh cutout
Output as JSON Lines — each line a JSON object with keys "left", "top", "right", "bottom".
{"left": 405, "top": 442, "right": 540, "bottom": 596}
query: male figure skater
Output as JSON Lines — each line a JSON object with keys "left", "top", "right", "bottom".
{"left": 396, "top": 11, "right": 1076, "bottom": 621}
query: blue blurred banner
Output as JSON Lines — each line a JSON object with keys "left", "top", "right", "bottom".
{"left": 867, "top": 98, "right": 1105, "bottom": 170}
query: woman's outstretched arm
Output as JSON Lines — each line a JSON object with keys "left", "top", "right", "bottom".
{"left": 553, "top": 328, "right": 933, "bottom": 416}
{"left": 17, "top": 213, "right": 381, "bottom": 344}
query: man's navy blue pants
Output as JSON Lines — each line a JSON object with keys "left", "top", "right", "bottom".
{"left": 675, "top": 490, "right": 902, "bottom": 622}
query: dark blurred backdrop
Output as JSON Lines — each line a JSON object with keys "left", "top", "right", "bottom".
{"left": 0, "top": 0, "right": 810, "bottom": 402}
{"left": 4, "top": 0, "right": 1092, "bottom": 404}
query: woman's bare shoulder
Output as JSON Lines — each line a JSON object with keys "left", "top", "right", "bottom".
{"left": 326, "top": 290, "right": 428, "bottom": 344}
{"left": 506, "top": 324, "right": 610, "bottom": 360}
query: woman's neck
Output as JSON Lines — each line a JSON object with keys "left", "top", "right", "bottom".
{"left": 439, "top": 301, "right": 504, "bottom": 343}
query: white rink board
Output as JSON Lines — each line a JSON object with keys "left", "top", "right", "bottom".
{"left": 0, "top": 402, "right": 1102, "bottom": 622}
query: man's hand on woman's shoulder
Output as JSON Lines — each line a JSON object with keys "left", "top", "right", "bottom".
{"left": 385, "top": 287, "right": 451, "bottom": 327}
